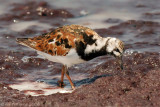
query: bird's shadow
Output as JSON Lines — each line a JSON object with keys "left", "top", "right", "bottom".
{"left": 37, "top": 74, "right": 112, "bottom": 88}
{"left": 75, "top": 74, "right": 112, "bottom": 87}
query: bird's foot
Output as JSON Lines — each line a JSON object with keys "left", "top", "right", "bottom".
{"left": 57, "top": 81, "right": 65, "bottom": 88}
{"left": 71, "top": 85, "right": 76, "bottom": 90}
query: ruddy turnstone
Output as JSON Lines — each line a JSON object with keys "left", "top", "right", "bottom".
{"left": 17, "top": 25, "right": 124, "bottom": 90}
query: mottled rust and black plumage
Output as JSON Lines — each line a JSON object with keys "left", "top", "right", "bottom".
{"left": 17, "top": 25, "right": 124, "bottom": 90}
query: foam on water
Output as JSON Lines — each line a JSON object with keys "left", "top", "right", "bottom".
{"left": 9, "top": 82, "right": 73, "bottom": 96}
{"left": 124, "top": 49, "right": 137, "bottom": 56}
{"left": 9, "top": 21, "right": 52, "bottom": 32}
{"left": 9, "top": 68, "right": 89, "bottom": 96}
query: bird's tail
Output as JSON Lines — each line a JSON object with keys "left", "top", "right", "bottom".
{"left": 16, "top": 38, "right": 28, "bottom": 44}
{"left": 16, "top": 38, "right": 36, "bottom": 49}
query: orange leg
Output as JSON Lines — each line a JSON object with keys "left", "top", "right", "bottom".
{"left": 58, "top": 65, "right": 65, "bottom": 87}
{"left": 61, "top": 65, "right": 65, "bottom": 83}
{"left": 64, "top": 65, "right": 75, "bottom": 90}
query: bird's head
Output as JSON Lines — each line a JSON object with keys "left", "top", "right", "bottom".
{"left": 106, "top": 37, "right": 124, "bottom": 70}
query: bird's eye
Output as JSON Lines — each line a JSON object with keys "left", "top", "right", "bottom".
{"left": 115, "top": 48, "right": 120, "bottom": 53}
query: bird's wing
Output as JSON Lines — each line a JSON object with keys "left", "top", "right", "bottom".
{"left": 17, "top": 27, "right": 77, "bottom": 56}
{"left": 17, "top": 25, "right": 101, "bottom": 56}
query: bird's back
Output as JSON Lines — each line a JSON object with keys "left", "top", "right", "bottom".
{"left": 17, "top": 25, "right": 101, "bottom": 57}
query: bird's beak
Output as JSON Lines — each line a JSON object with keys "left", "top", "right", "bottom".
{"left": 116, "top": 54, "right": 123, "bottom": 70}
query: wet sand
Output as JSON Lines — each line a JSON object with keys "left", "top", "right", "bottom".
{"left": 0, "top": 0, "right": 160, "bottom": 106}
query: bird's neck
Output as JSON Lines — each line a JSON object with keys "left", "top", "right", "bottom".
{"left": 84, "top": 37, "right": 108, "bottom": 53}
{"left": 81, "top": 37, "right": 109, "bottom": 61}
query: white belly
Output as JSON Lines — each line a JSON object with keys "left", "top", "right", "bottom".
{"left": 37, "top": 49, "right": 85, "bottom": 67}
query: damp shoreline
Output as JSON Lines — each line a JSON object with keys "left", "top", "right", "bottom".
{"left": 0, "top": 0, "right": 160, "bottom": 106}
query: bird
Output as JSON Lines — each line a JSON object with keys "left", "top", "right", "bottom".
{"left": 16, "top": 25, "right": 124, "bottom": 90}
